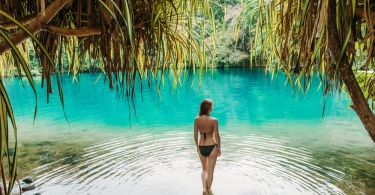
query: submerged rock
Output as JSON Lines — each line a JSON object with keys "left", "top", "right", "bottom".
{"left": 22, "top": 183, "right": 36, "bottom": 191}
{"left": 22, "top": 176, "right": 34, "bottom": 184}
{"left": 9, "top": 176, "right": 40, "bottom": 195}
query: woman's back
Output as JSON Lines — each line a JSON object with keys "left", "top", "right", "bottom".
{"left": 195, "top": 115, "right": 217, "bottom": 145}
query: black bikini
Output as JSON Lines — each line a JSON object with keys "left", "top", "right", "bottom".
{"left": 199, "top": 145, "right": 216, "bottom": 157}
{"left": 199, "top": 131, "right": 218, "bottom": 157}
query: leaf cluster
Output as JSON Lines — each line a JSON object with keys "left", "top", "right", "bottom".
{"left": 0, "top": 0, "right": 214, "bottom": 194}
{"left": 251, "top": 0, "right": 375, "bottom": 107}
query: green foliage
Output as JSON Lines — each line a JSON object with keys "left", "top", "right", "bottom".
{"left": 204, "top": 0, "right": 262, "bottom": 67}
{"left": 351, "top": 71, "right": 375, "bottom": 109}
{"left": 212, "top": 44, "right": 249, "bottom": 67}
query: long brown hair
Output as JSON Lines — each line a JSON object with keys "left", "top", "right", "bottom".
{"left": 199, "top": 99, "right": 213, "bottom": 116}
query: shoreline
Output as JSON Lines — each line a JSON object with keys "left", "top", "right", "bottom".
{"left": 1, "top": 65, "right": 269, "bottom": 79}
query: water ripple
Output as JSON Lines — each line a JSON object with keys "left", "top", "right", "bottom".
{"left": 32, "top": 132, "right": 345, "bottom": 195}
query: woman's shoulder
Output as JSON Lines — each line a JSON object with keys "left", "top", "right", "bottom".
{"left": 195, "top": 115, "right": 217, "bottom": 120}
{"left": 210, "top": 116, "right": 218, "bottom": 122}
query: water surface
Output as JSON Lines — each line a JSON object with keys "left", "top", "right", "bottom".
{"left": 5, "top": 68, "right": 375, "bottom": 194}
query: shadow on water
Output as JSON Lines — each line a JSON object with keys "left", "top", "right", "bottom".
{"left": 310, "top": 149, "right": 375, "bottom": 194}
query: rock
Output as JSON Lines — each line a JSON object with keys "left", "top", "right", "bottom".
{"left": 22, "top": 176, "right": 34, "bottom": 184}
{"left": 30, "top": 69, "right": 41, "bottom": 76}
{"left": 22, "top": 184, "right": 36, "bottom": 192}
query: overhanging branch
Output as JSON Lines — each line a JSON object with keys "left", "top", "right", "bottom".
{"left": 0, "top": 14, "right": 39, "bottom": 30}
{"left": 42, "top": 24, "right": 102, "bottom": 36}
{"left": 0, "top": 0, "right": 72, "bottom": 54}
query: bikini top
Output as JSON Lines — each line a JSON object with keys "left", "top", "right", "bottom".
{"left": 199, "top": 130, "right": 213, "bottom": 142}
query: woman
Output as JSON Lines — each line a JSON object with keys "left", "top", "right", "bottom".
{"left": 194, "top": 99, "right": 221, "bottom": 195}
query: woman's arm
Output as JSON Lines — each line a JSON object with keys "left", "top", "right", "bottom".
{"left": 214, "top": 119, "right": 221, "bottom": 156}
{"left": 194, "top": 118, "right": 199, "bottom": 152}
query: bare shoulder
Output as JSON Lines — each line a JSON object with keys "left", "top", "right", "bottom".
{"left": 210, "top": 117, "right": 218, "bottom": 123}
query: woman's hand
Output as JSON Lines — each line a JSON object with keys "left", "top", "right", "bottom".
{"left": 197, "top": 147, "right": 200, "bottom": 154}
{"left": 217, "top": 148, "right": 221, "bottom": 157}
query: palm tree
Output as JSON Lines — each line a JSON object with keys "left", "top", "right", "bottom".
{"left": 0, "top": 0, "right": 213, "bottom": 194}
{"left": 253, "top": 0, "right": 375, "bottom": 143}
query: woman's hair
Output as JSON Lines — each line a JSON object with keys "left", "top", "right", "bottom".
{"left": 199, "top": 99, "right": 213, "bottom": 116}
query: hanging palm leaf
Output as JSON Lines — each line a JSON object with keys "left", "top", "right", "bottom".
{"left": 252, "top": 0, "right": 375, "bottom": 143}
{"left": 0, "top": 0, "right": 214, "bottom": 194}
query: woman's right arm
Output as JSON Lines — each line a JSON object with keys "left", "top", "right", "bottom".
{"left": 194, "top": 118, "right": 199, "bottom": 153}
{"left": 214, "top": 119, "right": 221, "bottom": 157}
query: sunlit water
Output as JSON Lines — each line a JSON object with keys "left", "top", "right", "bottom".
{"left": 4, "top": 68, "right": 375, "bottom": 195}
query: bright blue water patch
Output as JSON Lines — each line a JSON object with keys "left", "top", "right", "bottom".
{"left": 4, "top": 68, "right": 357, "bottom": 131}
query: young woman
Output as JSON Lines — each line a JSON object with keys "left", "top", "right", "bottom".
{"left": 194, "top": 99, "right": 221, "bottom": 195}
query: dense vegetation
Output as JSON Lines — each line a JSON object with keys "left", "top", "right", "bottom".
{"left": 2, "top": 0, "right": 260, "bottom": 74}
{"left": 201, "top": 0, "right": 259, "bottom": 67}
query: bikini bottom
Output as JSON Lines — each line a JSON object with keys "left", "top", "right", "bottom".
{"left": 199, "top": 145, "right": 216, "bottom": 157}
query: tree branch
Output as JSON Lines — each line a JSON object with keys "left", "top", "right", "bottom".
{"left": 41, "top": 24, "right": 102, "bottom": 37}
{"left": 0, "top": 14, "right": 39, "bottom": 30}
{"left": 327, "top": 0, "right": 375, "bottom": 142}
{"left": 0, "top": 0, "right": 72, "bottom": 54}
{"left": 355, "top": 7, "right": 375, "bottom": 22}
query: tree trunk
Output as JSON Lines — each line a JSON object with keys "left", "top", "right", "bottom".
{"left": 327, "top": 0, "right": 375, "bottom": 143}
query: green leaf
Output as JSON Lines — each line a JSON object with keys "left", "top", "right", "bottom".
{"left": 337, "top": 20, "right": 353, "bottom": 67}
{"left": 0, "top": 80, "right": 17, "bottom": 194}
{"left": 0, "top": 9, "right": 66, "bottom": 119}
{"left": 0, "top": 28, "right": 38, "bottom": 121}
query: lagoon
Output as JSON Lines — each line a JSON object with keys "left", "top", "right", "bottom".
{"left": 5, "top": 68, "right": 375, "bottom": 194}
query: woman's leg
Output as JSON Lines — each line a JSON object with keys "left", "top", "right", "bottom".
{"left": 207, "top": 146, "right": 219, "bottom": 190}
{"left": 199, "top": 153, "right": 208, "bottom": 194}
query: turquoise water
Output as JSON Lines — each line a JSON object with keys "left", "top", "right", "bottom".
{"left": 4, "top": 68, "right": 375, "bottom": 195}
